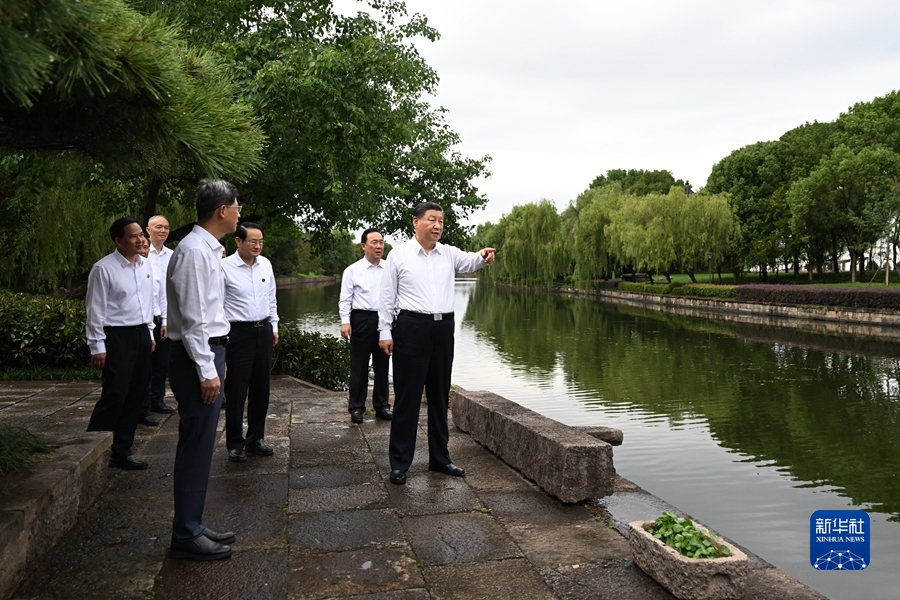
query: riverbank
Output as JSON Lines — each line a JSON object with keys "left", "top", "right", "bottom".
{"left": 0, "top": 378, "right": 824, "bottom": 600}
{"left": 498, "top": 282, "right": 900, "bottom": 341}
{"left": 276, "top": 275, "right": 340, "bottom": 288}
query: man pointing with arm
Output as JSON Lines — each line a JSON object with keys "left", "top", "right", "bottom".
{"left": 378, "top": 202, "right": 495, "bottom": 485}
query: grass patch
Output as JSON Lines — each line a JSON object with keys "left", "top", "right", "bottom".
{"left": 0, "top": 367, "right": 100, "bottom": 381}
{"left": 0, "top": 426, "right": 50, "bottom": 496}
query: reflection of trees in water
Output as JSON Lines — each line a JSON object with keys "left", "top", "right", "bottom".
{"left": 464, "top": 282, "right": 900, "bottom": 520}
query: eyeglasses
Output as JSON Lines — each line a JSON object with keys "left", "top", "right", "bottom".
{"left": 244, "top": 240, "right": 264, "bottom": 247}
{"left": 224, "top": 204, "right": 243, "bottom": 214}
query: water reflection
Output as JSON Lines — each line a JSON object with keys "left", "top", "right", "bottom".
{"left": 462, "top": 282, "right": 900, "bottom": 521}
{"left": 278, "top": 279, "right": 900, "bottom": 599}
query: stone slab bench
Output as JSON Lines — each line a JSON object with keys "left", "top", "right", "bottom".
{"left": 450, "top": 389, "right": 618, "bottom": 503}
{"left": 0, "top": 431, "right": 111, "bottom": 600}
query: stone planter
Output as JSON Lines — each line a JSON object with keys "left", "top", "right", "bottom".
{"left": 628, "top": 520, "right": 748, "bottom": 600}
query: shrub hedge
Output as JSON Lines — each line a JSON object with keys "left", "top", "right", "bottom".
{"left": 617, "top": 282, "right": 664, "bottom": 294}
{"left": 273, "top": 324, "right": 350, "bottom": 390}
{"left": 735, "top": 284, "right": 900, "bottom": 309}
{"left": 669, "top": 283, "right": 737, "bottom": 299}
{"left": 0, "top": 290, "right": 90, "bottom": 369}
{"left": 1, "top": 290, "right": 351, "bottom": 390}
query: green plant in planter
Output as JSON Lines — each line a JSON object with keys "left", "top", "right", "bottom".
{"left": 646, "top": 511, "right": 732, "bottom": 559}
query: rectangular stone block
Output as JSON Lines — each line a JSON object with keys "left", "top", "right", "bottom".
{"left": 450, "top": 389, "right": 615, "bottom": 503}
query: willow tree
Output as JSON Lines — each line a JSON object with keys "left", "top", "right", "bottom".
{"left": 570, "top": 185, "right": 621, "bottom": 285}
{"left": 604, "top": 188, "right": 738, "bottom": 283}
{"left": 497, "top": 201, "right": 567, "bottom": 285}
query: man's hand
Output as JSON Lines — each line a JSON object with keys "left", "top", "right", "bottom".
{"left": 201, "top": 376, "right": 221, "bottom": 405}
{"left": 379, "top": 339, "right": 393, "bottom": 356}
{"left": 91, "top": 352, "right": 106, "bottom": 370}
{"left": 340, "top": 324, "right": 351, "bottom": 340}
{"left": 151, "top": 340, "right": 156, "bottom": 353}
{"left": 481, "top": 247, "right": 496, "bottom": 264}
{"left": 160, "top": 325, "right": 168, "bottom": 340}
{"left": 273, "top": 332, "right": 279, "bottom": 346}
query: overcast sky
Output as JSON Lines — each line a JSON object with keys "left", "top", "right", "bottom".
{"left": 338, "top": 0, "right": 900, "bottom": 227}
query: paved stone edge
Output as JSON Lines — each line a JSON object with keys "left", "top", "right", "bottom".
{"left": 0, "top": 431, "right": 112, "bottom": 600}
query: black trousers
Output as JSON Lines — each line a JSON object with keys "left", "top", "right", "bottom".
{"left": 148, "top": 319, "right": 170, "bottom": 406}
{"left": 169, "top": 339, "right": 225, "bottom": 542}
{"left": 388, "top": 313, "right": 454, "bottom": 472}
{"left": 348, "top": 310, "right": 389, "bottom": 413}
{"left": 86, "top": 326, "right": 152, "bottom": 460}
{"left": 224, "top": 322, "right": 273, "bottom": 451}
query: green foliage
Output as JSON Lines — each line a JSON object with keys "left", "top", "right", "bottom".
{"left": 0, "top": 291, "right": 90, "bottom": 369}
{"left": 154, "top": 0, "right": 490, "bottom": 246}
{"left": 0, "top": 426, "right": 50, "bottom": 495}
{"left": 273, "top": 325, "right": 350, "bottom": 391}
{"left": 590, "top": 169, "right": 685, "bottom": 196}
{"left": 617, "top": 282, "right": 662, "bottom": 294}
{"left": 0, "top": 0, "right": 265, "bottom": 180}
{"left": 646, "top": 511, "right": 732, "bottom": 559}
{"left": 0, "top": 367, "right": 100, "bottom": 381}
{"left": 669, "top": 283, "right": 736, "bottom": 299}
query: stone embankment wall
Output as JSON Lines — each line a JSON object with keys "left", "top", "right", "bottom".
{"left": 552, "top": 286, "right": 900, "bottom": 341}
{"left": 276, "top": 275, "right": 340, "bottom": 288}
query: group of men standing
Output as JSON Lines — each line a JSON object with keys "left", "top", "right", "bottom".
{"left": 84, "top": 182, "right": 494, "bottom": 563}
{"left": 340, "top": 202, "right": 495, "bottom": 486}
{"left": 84, "top": 180, "right": 278, "bottom": 561}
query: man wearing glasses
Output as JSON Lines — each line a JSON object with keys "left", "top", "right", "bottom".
{"left": 166, "top": 179, "right": 242, "bottom": 560}
{"left": 222, "top": 222, "right": 279, "bottom": 462}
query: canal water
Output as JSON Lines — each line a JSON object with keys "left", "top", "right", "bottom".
{"left": 277, "top": 279, "right": 900, "bottom": 600}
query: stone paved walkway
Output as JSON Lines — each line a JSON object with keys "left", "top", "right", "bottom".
{"left": 2, "top": 377, "right": 826, "bottom": 600}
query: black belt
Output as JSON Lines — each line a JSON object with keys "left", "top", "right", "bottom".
{"left": 209, "top": 336, "right": 229, "bottom": 346}
{"left": 104, "top": 324, "right": 148, "bottom": 331}
{"left": 230, "top": 320, "right": 267, "bottom": 328}
{"left": 351, "top": 309, "right": 378, "bottom": 315}
{"left": 399, "top": 309, "right": 454, "bottom": 321}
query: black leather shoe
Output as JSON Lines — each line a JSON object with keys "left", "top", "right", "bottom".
{"left": 109, "top": 455, "right": 149, "bottom": 470}
{"left": 246, "top": 440, "right": 274, "bottom": 456}
{"left": 228, "top": 448, "right": 246, "bottom": 462}
{"left": 429, "top": 463, "right": 465, "bottom": 477}
{"left": 389, "top": 469, "right": 407, "bottom": 485}
{"left": 170, "top": 535, "right": 232, "bottom": 561}
{"left": 138, "top": 414, "right": 159, "bottom": 427}
{"left": 375, "top": 407, "right": 393, "bottom": 420}
{"left": 350, "top": 409, "right": 364, "bottom": 424}
{"left": 150, "top": 402, "right": 174, "bottom": 414}
{"left": 202, "top": 528, "right": 236, "bottom": 545}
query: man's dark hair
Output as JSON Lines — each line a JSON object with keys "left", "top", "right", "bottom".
{"left": 412, "top": 202, "right": 444, "bottom": 219}
{"left": 236, "top": 222, "right": 262, "bottom": 240}
{"left": 109, "top": 217, "right": 139, "bottom": 242}
{"left": 361, "top": 227, "right": 381, "bottom": 244}
{"left": 196, "top": 178, "right": 239, "bottom": 222}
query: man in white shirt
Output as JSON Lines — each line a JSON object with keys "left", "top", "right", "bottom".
{"left": 85, "top": 217, "right": 155, "bottom": 470}
{"left": 378, "top": 202, "right": 495, "bottom": 485}
{"left": 339, "top": 228, "right": 392, "bottom": 424}
{"left": 222, "top": 222, "right": 279, "bottom": 462}
{"left": 136, "top": 236, "right": 166, "bottom": 427}
{"left": 166, "top": 179, "right": 241, "bottom": 561}
{"left": 146, "top": 215, "right": 174, "bottom": 416}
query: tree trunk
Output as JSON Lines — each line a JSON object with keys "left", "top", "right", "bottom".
{"left": 687, "top": 269, "right": 697, "bottom": 283}
{"left": 760, "top": 264, "right": 768, "bottom": 283}
{"left": 849, "top": 249, "right": 857, "bottom": 283}
{"left": 143, "top": 177, "right": 164, "bottom": 226}
{"left": 663, "top": 271, "right": 671, "bottom": 284}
